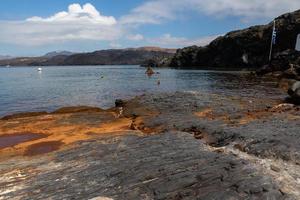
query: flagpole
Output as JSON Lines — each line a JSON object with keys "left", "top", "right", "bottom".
{"left": 268, "top": 20, "right": 276, "bottom": 63}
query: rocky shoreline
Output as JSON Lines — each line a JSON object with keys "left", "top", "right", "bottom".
{"left": 0, "top": 90, "right": 299, "bottom": 199}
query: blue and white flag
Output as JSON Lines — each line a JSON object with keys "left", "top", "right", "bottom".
{"left": 272, "top": 21, "right": 277, "bottom": 45}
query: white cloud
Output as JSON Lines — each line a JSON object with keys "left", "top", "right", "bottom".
{"left": 0, "top": 3, "right": 120, "bottom": 46}
{"left": 109, "top": 42, "right": 122, "bottom": 48}
{"left": 121, "top": 0, "right": 300, "bottom": 25}
{"left": 27, "top": 3, "right": 116, "bottom": 25}
{"left": 127, "top": 34, "right": 144, "bottom": 41}
{"left": 121, "top": 1, "right": 177, "bottom": 24}
{"left": 147, "top": 34, "right": 220, "bottom": 48}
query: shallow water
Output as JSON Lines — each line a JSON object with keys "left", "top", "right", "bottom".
{"left": 0, "top": 65, "right": 284, "bottom": 117}
{"left": 0, "top": 133, "right": 46, "bottom": 149}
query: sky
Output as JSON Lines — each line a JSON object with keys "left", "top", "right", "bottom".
{"left": 1, "top": 0, "right": 300, "bottom": 56}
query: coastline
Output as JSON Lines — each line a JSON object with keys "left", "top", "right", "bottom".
{"left": 0, "top": 91, "right": 299, "bottom": 199}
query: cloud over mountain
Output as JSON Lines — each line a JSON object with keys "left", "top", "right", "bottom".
{"left": 0, "top": 3, "right": 120, "bottom": 46}
{"left": 27, "top": 3, "right": 116, "bottom": 25}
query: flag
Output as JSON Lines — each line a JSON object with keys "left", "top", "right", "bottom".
{"left": 271, "top": 21, "right": 277, "bottom": 45}
{"left": 269, "top": 20, "right": 276, "bottom": 62}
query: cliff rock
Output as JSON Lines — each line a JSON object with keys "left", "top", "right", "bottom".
{"left": 169, "top": 9, "right": 300, "bottom": 69}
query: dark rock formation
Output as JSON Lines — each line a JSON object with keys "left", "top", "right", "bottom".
{"left": 169, "top": 9, "right": 300, "bottom": 69}
{"left": 288, "top": 81, "right": 300, "bottom": 104}
{"left": 115, "top": 99, "right": 126, "bottom": 107}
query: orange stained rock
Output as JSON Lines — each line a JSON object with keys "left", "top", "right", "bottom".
{"left": 130, "top": 116, "right": 165, "bottom": 134}
{"left": 194, "top": 107, "right": 272, "bottom": 125}
{"left": 0, "top": 107, "right": 135, "bottom": 159}
{"left": 194, "top": 108, "right": 214, "bottom": 119}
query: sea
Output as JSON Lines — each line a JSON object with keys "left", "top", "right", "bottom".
{"left": 0, "top": 65, "right": 284, "bottom": 117}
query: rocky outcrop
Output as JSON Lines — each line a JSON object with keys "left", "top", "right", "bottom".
{"left": 169, "top": 9, "right": 300, "bottom": 69}
{"left": 288, "top": 81, "right": 300, "bottom": 103}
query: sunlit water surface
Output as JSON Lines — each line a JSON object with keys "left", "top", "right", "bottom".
{"left": 0, "top": 65, "right": 284, "bottom": 117}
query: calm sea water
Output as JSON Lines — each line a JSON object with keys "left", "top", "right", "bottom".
{"left": 0, "top": 65, "right": 284, "bottom": 117}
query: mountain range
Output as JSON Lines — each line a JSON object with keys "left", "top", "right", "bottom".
{"left": 0, "top": 55, "right": 13, "bottom": 60}
{"left": 0, "top": 47, "right": 175, "bottom": 66}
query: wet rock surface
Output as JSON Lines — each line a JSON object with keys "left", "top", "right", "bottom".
{"left": 0, "top": 132, "right": 288, "bottom": 200}
{"left": 0, "top": 90, "right": 299, "bottom": 199}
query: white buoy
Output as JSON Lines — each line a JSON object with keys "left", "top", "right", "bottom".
{"left": 38, "top": 67, "right": 42, "bottom": 72}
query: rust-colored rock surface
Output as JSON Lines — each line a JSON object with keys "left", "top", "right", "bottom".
{"left": 0, "top": 93, "right": 299, "bottom": 199}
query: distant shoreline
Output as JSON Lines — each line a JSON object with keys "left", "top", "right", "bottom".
{"left": 0, "top": 64, "right": 256, "bottom": 72}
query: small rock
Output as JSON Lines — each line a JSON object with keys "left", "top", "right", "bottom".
{"left": 270, "top": 164, "right": 281, "bottom": 172}
{"left": 213, "top": 148, "right": 225, "bottom": 153}
{"left": 234, "top": 143, "right": 246, "bottom": 152}
{"left": 115, "top": 99, "right": 125, "bottom": 107}
{"left": 282, "top": 65, "right": 299, "bottom": 79}
{"left": 269, "top": 103, "right": 294, "bottom": 112}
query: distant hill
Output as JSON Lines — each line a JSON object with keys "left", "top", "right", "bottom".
{"left": 43, "top": 51, "right": 75, "bottom": 58}
{"left": 0, "top": 55, "right": 13, "bottom": 60}
{"left": 125, "top": 47, "right": 177, "bottom": 54}
{"left": 0, "top": 47, "right": 175, "bottom": 66}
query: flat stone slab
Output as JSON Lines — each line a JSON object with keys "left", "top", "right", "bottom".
{"left": 0, "top": 132, "right": 286, "bottom": 200}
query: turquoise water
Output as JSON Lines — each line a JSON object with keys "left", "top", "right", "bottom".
{"left": 0, "top": 65, "right": 283, "bottom": 117}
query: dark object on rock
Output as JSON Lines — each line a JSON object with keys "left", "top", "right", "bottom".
{"left": 282, "top": 64, "right": 300, "bottom": 79}
{"left": 115, "top": 99, "right": 126, "bottom": 107}
{"left": 287, "top": 81, "right": 300, "bottom": 104}
{"left": 256, "top": 65, "right": 273, "bottom": 76}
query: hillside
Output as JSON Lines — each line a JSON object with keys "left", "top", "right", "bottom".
{"left": 0, "top": 47, "right": 175, "bottom": 66}
{"left": 43, "top": 51, "right": 75, "bottom": 58}
{"left": 0, "top": 55, "right": 13, "bottom": 60}
{"left": 168, "top": 9, "right": 300, "bottom": 69}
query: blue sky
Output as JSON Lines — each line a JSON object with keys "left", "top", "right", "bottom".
{"left": 0, "top": 0, "right": 299, "bottom": 56}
